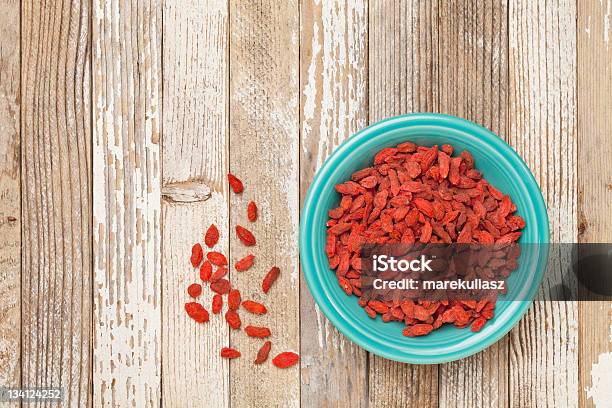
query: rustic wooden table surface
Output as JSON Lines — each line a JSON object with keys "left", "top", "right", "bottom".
{"left": 0, "top": 0, "right": 611, "bottom": 407}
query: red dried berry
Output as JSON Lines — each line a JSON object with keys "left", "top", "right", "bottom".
{"left": 212, "top": 294, "right": 223, "bottom": 314}
{"left": 210, "top": 278, "right": 231, "bottom": 295}
{"left": 236, "top": 225, "right": 256, "bottom": 246}
{"left": 272, "top": 352, "right": 299, "bottom": 368}
{"left": 228, "top": 173, "right": 244, "bottom": 194}
{"left": 225, "top": 310, "right": 241, "bottom": 329}
{"left": 402, "top": 324, "right": 434, "bottom": 337}
{"left": 327, "top": 142, "right": 525, "bottom": 337}
{"left": 220, "top": 347, "right": 241, "bottom": 359}
{"left": 244, "top": 325, "right": 271, "bottom": 338}
{"left": 199, "top": 261, "right": 213, "bottom": 282}
{"left": 210, "top": 266, "right": 228, "bottom": 283}
{"left": 207, "top": 251, "right": 228, "bottom": 266}
{"left": 190, "top": 243, "right": 203, "bottom": 268}
{"left": 185, "top": 302, "right": 209, "bottom": 323}
{"left": 471, "top": 317, "right": 487, "bottom": 332}
{"left": 254, "top": 341, "right": 272, "bottom": 364}
{"left": 235, "top": 254, "right": 255, "bottom": 271}
{"left": 204, "top": 224, "right": 219, "bottom": 248}
{"left": 187, "top": 283, "right": 202, "bottom": 298}
{"left": 262, "top": 266, "right": 280, "bottom": 294}
{"left": 242, "top": 300, "right": 267, "bottom": 315}
{"left": 247, "top": 201, "right": 258, "bottom": 222}
{"left": 228, "top": 289, "right": 241, "bottom": 311}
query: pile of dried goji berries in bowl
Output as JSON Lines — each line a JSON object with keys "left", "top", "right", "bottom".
{"left": 300, "top": 113, "right": 549, "bottom": 364}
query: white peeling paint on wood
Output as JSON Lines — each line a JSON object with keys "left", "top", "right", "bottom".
{"left": 161, "top": 0, "right": 230, "bottom": 406}
{"left": 92, "top": 0, "right": 162, "bottom": 406}
{"left": 509, "top": 1, "right": 579, "bottom": 407}
{"left": 0, "top": 0, "right": 20, "bottom": 390}
{"left": 300, "top": 1, "right": 369, "bottom": 406}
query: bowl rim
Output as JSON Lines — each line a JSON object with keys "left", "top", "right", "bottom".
{"left": 299, "top": 112, "right": 550, "bottom": 364}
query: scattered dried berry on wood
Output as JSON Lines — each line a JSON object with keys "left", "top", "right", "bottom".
{"left": 212, "top": 294, "right": 223, "bottom": 314}
{"left": 205, "top": 224, "right": 219, "bottom": 248}
{"left": 220, "top": 347, "right": 241, "bottom": 359}
{"left": 228, "top": 173, "right": 244, "bottom": 194}
{"left": 254, "top": 341, "right": 272, "bottom": 364}
{"left": 228, "top": 289, "right": 241, "bottom": 311}
{"left": 185, "top": 302, "right": 209, "bottom": 323}
{"left": 225, "top": 310, "right": 241, "bottom": 329}
{"left": 210, "top": 266, "right": 228, "bottom": 283}
{"left": 242, "top": 300, "right": 267, "bottom": 315}
{"left": 272, "top": 352, "right": 299, "bottom": 368}
{"left": 236, "top": 225, "right": 256, "bottom": 246}
{"left": 190, "top": 243, "right": 203, "bottom": 268}
{"left": 207, "top": 251, "right": 228, "bottom": 266}
{"left": 235, "top": 254, "right": 255, "bottom": 271}
{"left": 262, "top": 266, "right": 280, "bottom": 294}
{"left": 199, "top": 261, "right": 213, "bottom": 282}
{"left": 187, "top": 283, "right": 202, "bottom": 298}
{"left": 210, "top": 279, "right": 231, "bottom": 295}
{"left": 247, "top": 201, "right": 258, "bottom": 222}
{"left": 244, "top": 325, "right": 271, "bottom": 338}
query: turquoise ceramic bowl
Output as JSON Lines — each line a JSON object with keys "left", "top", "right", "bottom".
{"left": 300, "top": 113, "right": 549, "bottom": 364}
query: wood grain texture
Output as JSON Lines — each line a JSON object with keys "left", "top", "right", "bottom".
{"left": 577, "top": 0, "right": 612, "bottom": 406}
{"left": 92, "top": 0, "right": 162, "bottom": 405}
{"left": 21, "top": 0, "right": 92, "bottom": 404}
{"left": 0, "top": 0, "right": 20, "bottom": 390}
{"left": 437, "top": 2, "right": 509, "bottom": 407}
{"left": 368, "top": 1, "right": 439, "bottom": 406}
{"left": 508, "top": 1, "right": 578, "bottom": 407}
{"left": 161, "top": 1, "right": 230, "bottom": 407}
{"left": 299, "top": 1, "right": 368, "bottom": 406}
{"left": 229, "top": 1, "right": 300, "bottom": 407}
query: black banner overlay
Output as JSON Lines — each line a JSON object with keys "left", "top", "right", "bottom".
{"left": 358, "top": 243, "right": 612, "bottom": 302}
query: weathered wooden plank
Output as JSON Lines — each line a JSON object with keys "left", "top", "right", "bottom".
{"left": 161, "top": 1, "right": 230, "bottom": 407}
{"left": 0, "top": 0, "right": 20, "bottom": 390}
{"left": 577, "top": 1, "right": 612, "bottom": 406}
{"left": 300, "top": 1, "right": 368, "bottom": 406}
{"left": 508, "top": 1, "right": 578, "bottom": 407}
{"left": 368, "top": 1, "right": 439, "bottom": 406}
{"left": 228, "top": 0, "right": 300, "bottom": 407}
{"left": 92, "top": 0, "right": 162, "bottom": 405}
{"left": 437, "top": 2, "right": 509, "bottom": 407}
{"left": 21, "top": 0, "right": 92, "bottom": 404}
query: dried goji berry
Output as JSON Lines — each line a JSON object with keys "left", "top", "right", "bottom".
{"left": 225, "top": 310, "right": 241, "bottom": 329}
{"left": 402, "top": 324, "right": 433, "bottom": 337}
{"left": 262, "top": 266, "right": 280, "bottom": 294}
{"left": 471, "top": 317, "right": 487, "bottom": 332}
{"left": 199, "top": 260, "right": 213, "bottom": 282}
{"left": 212, "top": 294, "right": 223, "bottom": 314}
{"left": 210, "top": 266, "right": 228, "bottom": 282}
{"left": 207, "top": 251, "right": 228, "bottom": 266}
{"left": 187, "top": 283, "right": 202, "bottom": 298}
{"left": 327, "top": 142, "right": 525, "bottom": 337}
{"left": 236, "top": 225, "right": 256, "bottom": 246}
{"left": 185, "top": 302, "right": 209, "bottom": 323}
{"left": 254, "top": 341, "right": 272, "bottom": 364}
{"left": 244, "top": 325, "right": 271, "bottom": 338}
{"left": 228, "top": 173, "right": 244, "bottom": 194}
{"left": 235, "top": 254, "right": 255, "bottom": 271}
{"left": 220, "top": 347, "right": 241, "bottom": 359}
{"left": 210, "top": 278, "right": 231, "bottom": 295}
{"left": 247, "top": 201, "right": 258, "bottom": 222}
{"left": 272, "top": 352, "right": 299, "bottom": 368}
{"left": 228, "top": 289, "right": 241, "bottom": 311}
{"left": 190, "top": 243, "right": 203, "bottom": 268}
{"left": 241, "top": 300, "right": 267, "bottom": 315}
{"left": 204, "top": 224, "right": 219, "bottom": 248}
